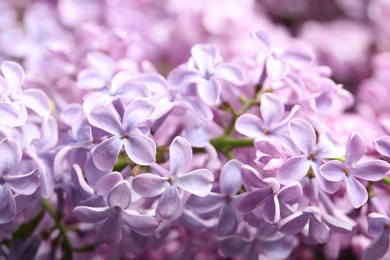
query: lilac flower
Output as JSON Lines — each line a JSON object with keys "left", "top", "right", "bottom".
{"left": 187, "top": 159, "right": 243, "bottom": 236}
{"left": 251, "top": 30, "right": 314, "bottom": 80}
{"left": 168, "top": 44, "right": 245, "bottom": 105}
{"left": 374, "top": 135, "right": 390, "bottom": 158}
{"left": 132, "top": 136, "right": 214, "bottom": 220}
{"left": 364, "top": 213, "right": 390, "bottom": 260}
{"left": 238, "top": 165, "right": 303, "bottom": 224}
{"left": 0, "top": 138, "right": 39, "bottom": 223}
{"left": 278, "top": 206, "right": 352, "bottom": 244}
{"left": 0, "top": 60, "right": 50, "bottom": 126}
{"left": 253, "top": 138, "right": 286, "bottom": 175}
{"left": 320, "top": 132, "right": 390, "bottom": 208}
{"left": 73, "top": 172, "right": 159, "bottom": 244}
{"left": 88, "top": 99, "right": 156, "bottom": 170}
{"left": 235, "top": 93, "right": 299, "bottom": 144}
{"left": 277, "top": 118, "right": 345, "bottom": 193}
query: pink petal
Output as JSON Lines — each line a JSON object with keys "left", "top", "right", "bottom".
{"left": 315, "top": 131, "right": 345, "bottom": 159}
{"left": 351, "top": 161, "right": 390, "bottom": 181}
{"left": 87, "top": 51, "right": 115, "bottom": 80}
{"left": 0, "top": 138, "right": 21, "bottom": 176}
{"left": 289, "top": 119, "right": 316, "bottom": 154}
{"left": 122, "top": 210, "right": 159, "bottom": 234}
{"left": 374, "top": 136, "right": 390, "bottom": 157}
{"left": 279, "top": 44, "right": 314, "bottom": 68}
{"left": 77, "top": 69, "right": 107, "bottom": 90}
{"left": 241, "top": 164, "right": 267, "bottom": 189}
{"left": 191, "top": 44, "right": 218, "bottom": 74}
{"left": 97, "top": 216, "right": 122, "bottom": 244}
{"left": 367, "top": 213, "right": 390, "bottom": 235}
{"left": 94, "top": 172, "right": 123, "bottom": 199}
{"left": 15, "top": 89, "right": 50, "bottom": 117}
{"left": 319, "top": 161, "right": 345, "bottom": 182}
{"left": 169, "top": 136, "right": 192, "bottom": 176}
{"left": 175, "top": 169, "right": 214, "bottom": 197}
{"left": 132, "top": 173, "right": 168, "bottom": 197}
{"left": 73, "top": 206, "right": 110, "bottom": 223}
{"left": 167, "top": 67, "right": 201, "bottom": 86}
{"left": 6, "top": 170, "right": 39, "bottom": 195}
{"left": 277, "top": 156, "right": 310, "bottom": 184}
{"left": 364, "top": 232, "right": 390, "bottom": 260}
{"left": 261, "top": 93, "right": 285, "bottom": 128}
{"left": 88, "top": 105, "right": 122, "bottom": 136}
{"left": 220, "top": 159, "right": 243, "bottom": 196}
{"left": 213, "top": 63, "right": 245, "bottom": 85}
{"left": 238, "top": 189, "right": 272, "bottom": 212}
{"left": 278, "top": 181, "right": 303, "bottom": 205}
{"left": 235, "top": 114, "right": 265, "bottom": 138}
{"left": 187, "top": 193, "right": 224, "bottom": 214}
{"left": 278, "top": 211, "right": 310, "bottom": 235}
{"left": 266, "top": 56, "right": 290, "bottom": 80}
{"left": 197, "top": 78, "right": 221, "bottom": 105}
{"left": 1, "top": 60, "right": 24, "bottom": 94}
{"left": 251, "top": 30, "right": 271, "bottom": 53}
{"left": 107, "top": 180, "right": 132, "bottom": 209}
{"left": 263, "top": 196, "right": 280, "bottom": 223}
{"left": 345, "top": 132, "right": 365, "bottom": 166}
{"left": 123, "top": 99, "right": 155, "bottom": 131}
{"left": 308, "top": 217, "right": 329, "bottom": 243}
{"left": 321, "top": 213, "right": 352, "bottom": 234}
{"left": 0, "top": 186, "right": 16, "bottom": 223}
{"left": 217, "top": 204, "right": 238, "bottom": 237}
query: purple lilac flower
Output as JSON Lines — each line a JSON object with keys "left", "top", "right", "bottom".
{"left": 320, "top": 132, "right": 390, "bottom": 208}
{"left": 0, "top": 138, "right": 39, "bottom": 223}
{"left": 132, "top": 136, "right": 214, "bottom": 220}
{"left": 277, "top": 118, "right": 345, "bottom": 193}
{"left": 364, "top": 213, "right": 390, "bottom": 260}
{"left": 168, "top": 44, "right": 245, "bottom": 105}
{"left": 88, "top": 99, "right": 156, "bottom": 170}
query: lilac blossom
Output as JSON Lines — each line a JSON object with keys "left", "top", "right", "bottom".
{"left": 88, "top": 99, "right": 156, "bottom": 170}
{"left": 320, "top": 132, "right": 390, "bottom": 208}
{"left": 277, "top": 118, "right": 345, "bottom": 193}
{"left": 0, "top": 138, "right": 39, "bottom": 223}
{"left": 74, "top": 172, "right": 159, "bottom": 244}
{"left": 132, "top": 136, "right": 214, "bottom": 220}
{"left": 364, "top": 213, "right": 390, "bottom": 260}
{"left": 168, "top": 44, "right": 245, "bottom": 105}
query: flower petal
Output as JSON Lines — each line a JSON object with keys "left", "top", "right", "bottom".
{"left": 156, "top": 185, "right": 183, "bottom": 220}
{"left": 73, "top": 206, "right": 110, "bottom": 223}
{"left": 107, "top": 180, "right": 132, "bottom": 209}
{"left": 220, "top": 159, "right": 243, "bottom": 196}
{"left": 308, "top": 217, "right": 329, "bottom": 243}
{"left": 261, "top": 93, "right": 285, "bottom": 129}
{"left": 263, "top": 196, "right": 280, "bottom": 223}
{"left": 374, "top": 136, "right": 390, "bottom": 157}
{"left": 238, "top": 189, "right": 272, "bottom": 212}
{"left": 167, "top": 67, "right": 201, "bottom": 86}
{"left": 235, "top": 114, "right": 265, "bottom": 138}
{"left": 278, "top": 181, "right": 303, "bottom": 205}
{"left": 94, "top": 172, "right": 123, "bottom": 199}
{"left": 345, "top": 132, "right": 365, "bottom": 166}
{"left": 122, "top": 210, "right": 159, "bottom": 235}
{"left": 278, "top": 211, "right": 310, "bottom": 235}
{"left": 213, "top": 63, "right": 245, "bottom": 85}
{"left": 321, "top": 213, "right": 352, "bottom": 234}
{"left": 0, "top": 186, "right": 16, "bottom": 223}
{"left": 97, "top": 216, "right": 122, "bottom": 244}
{"left": 251, "top": 30, "right": 271, "bottom": 53}
{"left": 219, "top": 236, "right": 250, "bottom": 257}
{"left": 191, "top": 44, "right": 218, "bottom": 74}
{"left": 0, "top": 138, "right": 21, "bottom": 176}
{"left": 88, "top": 105, "right": 122, "bottom": 135}
{"left": 217, "top": 204, "right": 238, "bottom": 237}
{"left": 170, "top": 136, "right": 192, "bottom": 176}
{"left": 266, "top": 56, "right": 290, "bottom": 80}
{"left": 2, "top": 60, "right": 23, "bottom": 93}
{"left": 92, "top": 137, "right": 122, "bottom": 171}
{"left": 123, "top": 99, "right": 155, "bottom": 131}
{"left": 6, "top": 170, "right": 39, "bottom": 195}
{"left": 197, "top": 78, "right": 221, "bottom": 105}
{"left": 351, "top": 161, "right": 390, "bottom": 181}
{"left": 14, "top": 89, "right": 50, "bottom": 117}
{"left": 279, "top": 44, "right": 314, "bottom": 68}
{"left": 289, "top": 119, "right": 316, "bottom": 154}
{"left": 315, "top": 131, "right": 345, "bottom": 159}
{"left": 319, "top": 160, "right": 345, "bottom": 182}
{"left": 132, "top": 173, "right": 168, "bottom": 197}
{"left": 123, "top": 135, "right": 156, "bottom": 165}
{"left": 345, "top": 176, "right": 368, "bottom": 208}
{"left": 175, "top": 169, "right": 214, "bottom": 197}
{"left": 364, "top": 232, "right": 390, "bottom": 260}
{"left": 277, "top": 156, "right": 310, "bottom": 184}
{"left": 187, "top": 193, "right": 224, "bottom": 214}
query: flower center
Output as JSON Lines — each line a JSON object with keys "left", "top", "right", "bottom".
{"left": 343, "top": 167, "right": 349, "bottom": 175}
{"left": 308, "top": 152, "right": 315, "bottom": 160}
{"left": 262, "top": 129, "right": 269, "bottom": 135}
{"left": 121, "top": 134, "right": 129, "bottom": 139}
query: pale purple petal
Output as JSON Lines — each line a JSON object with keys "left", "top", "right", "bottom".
{"left": 261, "top": 93, "right": 285, "bottom": 128}
{"left": 177, "top": 96, "right": 213, "bottom": 121}
{"left": 191, "top": 44, "right": 218, "bottom": 74}
{"left": 251, "top": 31, "right": 271, "bottom": 53}
{"left": 217, "top": 204, "right": 238, "bottom": 237}
{"left": 14, "top": 89, "right": 50, "bottom": 117}
{"left": 97, "top": 216, "right": 122, "bottom": 244}
{"left": 374, "top": 136, "right": 390, "bottom": 157}
{"left": 278, "top": 181, "right": 303, "bottom": 205}
{"left": 241, "top": 165, "right": 267, "bottom": 189}
{"left": 219, "top": 236, "right": 250, "bottom": 257}
{"left": 2, "top": 60, "right": 23, "bottom": 93}
{"left": 351, "top": 161, "right": 390, "bottom": 181}
{"left": 321, "top": 213, "right": 352, "bottom": 234}
{"left": 364, "top": 232, "right": 390, "bottom": 260}
{"left": 87, "top": 51, "right": 115, "bottom": 80}
{"left": 235, "top": 114, "right": 265, "bottom": 138}
{"left": 92, "top": 137, "right": 123, "bottom": 171}
{"left": 278, "top": 211, "right": 310, "bottom": 235}
{"left": 132, "top": 173, "right": 168, "bottom": 197}
{"left": 123, "top": 99, "right": 155, "bottom": 131}
{"left": 345, "top": 176, "right": 368, "bottom": 208}
{"left": 367, "top": 213, "right": 390, "bottom": 235}
{"left": 213, "top": 63, "right": 245, "bottom": 85}
{"left": 6, "top": 170, "right": 38, "bottom": 195}
{"left": 0, "top": 186, "right": 16, "bottom": 223}
{"left": 71, "top": 164, "right": 93, "bottom": 195}
{"left": 94, "top": 172, "right": 123, "bottom": 199}
{"left": 73, "top": 206, "right": 110, "bottom": 223}
{"left": 238, "top": 189, "right": 272, "bottom": 212}
{"left": 40, "top": 116, "right": 58, "bottom": 151}
{"left": 77, "top": 69, "right": 107, "bottom": 90}
{"left": 187, "top": 193, "right": 224, "bottom": 214}
{"left": 88, "top": 105, "right": 122, "bottom": 135}
{"left": 263, "top": 196, "right": 280, "bottom": 223}
{"left": 345, "top": 132, "right": 365, "bottom": 166}
{"left": 167, "top": 67, "right": 201, "bottom": 86}
{"left": 260, "top": 236, "right": 297, "bottom": 259}
{"left": 315, "top": 131, "right": 345, "bottom": 159}
{"left": 309, "top": 217, "right": 329, "bottom": 243}
{"left": 156, "top": 185, "right": 183, "bottom": 220}
{"left": 313, "top": 163, "right": 342, "bottom": 194}
{"left": 175, "top": 169, "right": 214, "bottom": 197}
{"left": 123, "top": 135, "right": 156, "bottom": 165}
{"left": 289, "top": 119, "right": 316, "bottom": 153}
{"left": 277, "top": 156, "right": 310, "bottom": 184}
{"left": 107, "top": 180, "right": 132, "bottom": 209}
{"left": 197, "top": 78, "right": 221, "bottom": 105}
{"left": 266, "top": 56, "right": 290, "bottom": 80}
{"left": 220, "top": 159, "right": 243, "bottom": 196}
{"left": 280, "top": 44, "right": 314, "bottom": 68}
{"left": 0, "top": 103, "right": 20, "bottom": 126}
{"left": 122, "top": 210, "right": 159, "bottom": 234}
{"left": 0, "top": 138, "right": 21, "bottom": 176}
{"left": 319, "top": 161, "right": 345, "bottom": 182}
{"left": 170, "top": 136, "right": 192, "bottom": 176}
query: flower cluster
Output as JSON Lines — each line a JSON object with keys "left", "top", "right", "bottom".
{"left": 1, "top": 1, "right": 390, "bottom": 259}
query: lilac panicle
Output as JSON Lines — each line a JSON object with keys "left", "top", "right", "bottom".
{"left": 132, "top": 136, "right": 214, "bottom": 220}
{"left": 320, "top": 132, "right": 390, "bottom": 208}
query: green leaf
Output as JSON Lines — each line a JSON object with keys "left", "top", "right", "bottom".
{"left": 13, "top": 209, "right": 45, "bottom": 240}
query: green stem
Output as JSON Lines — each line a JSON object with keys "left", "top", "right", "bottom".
{"left": 210, "top": 136, "right": 254, "bottom": 154}
{"left": 41, "top": 199, "right": 73, "bottom": 260}
{"left": 382, "top": 176, "right": 390, "bottom": 185}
